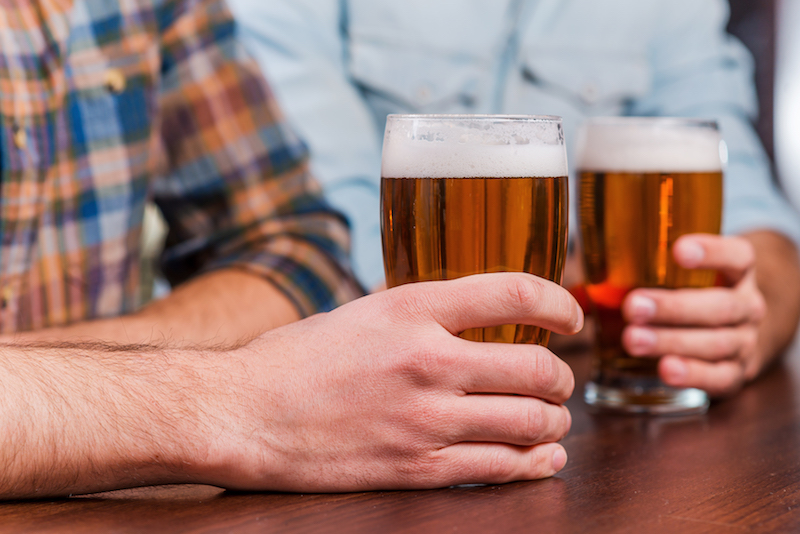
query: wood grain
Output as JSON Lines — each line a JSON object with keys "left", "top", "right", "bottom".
{"left": 1, "top": 340, "right": 799, "bottom": 533}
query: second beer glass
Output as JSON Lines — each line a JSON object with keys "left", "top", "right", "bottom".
{"left": 578, "top": 118, "right": 724, "bottom": 414}
{"left": 381, "top": 115, "right": 569, "bottom": 346}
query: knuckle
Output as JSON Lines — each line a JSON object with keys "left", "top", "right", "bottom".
{"left": 728, "top": 296, "right": 749, "bottom": 324}
{"left": 521, "top": 403, "right": 546, "bottom": 444}
{"left": 739, "top": 239, "right": 757, "bottom": 267}
{"left": 505, "top": 277, "right": 542, "bottom": 318}
{"left": 531, "top": 352, "right": 559, "bottom": 392}
{"left": 530, "top": 351, "right": 573, "bottom": 402}
{"left": 484, "top": 448, "right": 516, "bottom": 481}
{"left": 395, "top": 345, "right": 447, "bottom": 387}
{"left": 523, "top": 447, "right": 558, "bottom": 481}
{"left": 725, "top": 236, "right": 756, "bottom": 270}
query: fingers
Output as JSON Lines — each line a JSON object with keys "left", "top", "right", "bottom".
{"left": 390, "top": 273, "right": 583, "bottom": 336}
{"left": 622, "top": 274, "right": 765, "bottom": 327}
{"left": 658, "top": 356, "right": 746, "bottom": 398}
{"left": 443, "top": 396, "right": 571, "bottom": 447}
{"left": 428, "top": 442, "right": 568, "bottom": 486}
{"left": 450, "top": 341, "right": 574, "bottom": 404}
{"left": 617, "top": 237, "right": 767, "bottom": 398}
{"left": 623, "top": 324, "right": 758, "bottom": 361}
{"left": 673, "top": 234, "right": 755, "bottom": 283}
{"left": 622, "top": 320, "right": 758, "bottom": 397}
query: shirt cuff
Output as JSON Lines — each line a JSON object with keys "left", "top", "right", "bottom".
{"left": 205, "top": 235, "right": 365, "bottom": 317}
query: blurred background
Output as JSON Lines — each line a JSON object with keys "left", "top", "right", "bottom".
{"left": 775, "top": 0, "right": 800, "bottom": 212}
{"left": 729, "top": 0, "right": 800, "bottom": 212}
{"left": 139, "top": 0, "right": 799, "bottom": 305}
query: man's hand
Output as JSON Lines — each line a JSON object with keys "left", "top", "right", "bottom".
{"left": 620, "top": 232, "right": 800, "bottom": 397}
{"left": 0, "top": 273, "right": 583, "bottom": 499}
{"left": 199, "top": 273, "right": 583, "bottom": 492}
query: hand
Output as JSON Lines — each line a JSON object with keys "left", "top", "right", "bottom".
{"left": 198, "top": 273, "right": 584, "bottom": 492}
{"left": 621, "top": 234, "right": 767, "bottom": 397}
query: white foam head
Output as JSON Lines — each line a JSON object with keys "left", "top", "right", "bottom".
{"left": 382, "top": 115, "right": 568, "bottom": 178}
{"left": 576, "top": 118, "right": 725, "bottom": 173}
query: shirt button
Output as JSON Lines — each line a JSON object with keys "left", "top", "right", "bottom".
{"left": 13, "top": 126, "right": 27, "bottom": 150}
{"left": 104, "top": 68, "right": 127, "bottom": 94}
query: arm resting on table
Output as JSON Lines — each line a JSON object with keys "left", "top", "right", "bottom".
{"left": 7, "top": 268, "right": 300, "bottom": 346}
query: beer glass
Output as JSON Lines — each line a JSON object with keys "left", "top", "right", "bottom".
{"left": 577, "top": 118, "right": 724, "bottom": 414}
{"left": 381, "top": 115, "right": 569, "bottom": 346}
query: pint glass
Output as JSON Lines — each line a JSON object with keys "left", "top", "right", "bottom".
{"left": 381, "top": 115, "right": 569, "bottom": 346}
{"left": 578, "top": 118, "right": 724, "bottom": 414}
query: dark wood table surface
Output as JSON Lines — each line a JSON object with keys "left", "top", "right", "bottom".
{"left": 2, "top": 339, "right": 800, "bottom": 534}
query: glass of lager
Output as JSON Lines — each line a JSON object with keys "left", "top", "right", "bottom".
{"left": 381, "top": 115, "right": 569, "bottom": 346}
{"left": 578, "top": 117, "right": 724, "bottom": 414}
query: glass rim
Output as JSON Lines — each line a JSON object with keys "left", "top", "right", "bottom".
{"left": 583, "top": 116, "right": 719, "bottom": 130}
{"left": 386, "top": 113, "right": 562, "bottom": 123}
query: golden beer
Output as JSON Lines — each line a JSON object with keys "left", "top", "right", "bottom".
{"left": 381, "top": 115, "right": 569, "bottom": 346}
{"left": 580, "top": 171, "right": 723, "bottom": 382}
{"left": 578, "top": 118, "right": 724, "bottom": 414}
{"left": 382, "top": 175, "right": 568, "bottom": 345}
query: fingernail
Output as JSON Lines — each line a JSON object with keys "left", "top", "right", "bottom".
{"left": 627, "top": 327, "right": 657, "bottom": 354}
{"left": 679, "top": 240, "right": 705, "bottom": 267}
{"left": 662, "top": 357, "right": 688, "bottom": 384}
{"left": 552, "top": 448, "right": 568, "bottom": 473}
{"left": 629, "top": 295, "right": 656, "bottom": 322}
{"left": 573, "top": 301, "right": 585, "bottom": 333}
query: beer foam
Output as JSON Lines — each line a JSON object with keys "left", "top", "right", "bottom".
{"left": 577, "top": 120, "right": 724, "bottom": 173}
{"left": 382, "top": 143, "right": 568, "bottom": 178}
{"left": 382, "top": 116, "right": 568, "bottom": 178}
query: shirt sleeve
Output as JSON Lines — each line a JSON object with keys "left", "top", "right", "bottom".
{"left": 153, "top": 0, "right": 364, "bottom": 316}
{"left": 227, "top": 0, "right": 386, "bottom": 290}
{"left": 630, "top": 0, "right": 800, "bottom": 246}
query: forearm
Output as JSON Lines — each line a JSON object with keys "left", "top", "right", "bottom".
{"left": 744, "top": 230, "right": 800, "bottom": 365}
{"left": 0, "top": 342, "right": 221, "bottom": 499}
{"left": 9, "top": 269, "right": 300, "bottom": 346}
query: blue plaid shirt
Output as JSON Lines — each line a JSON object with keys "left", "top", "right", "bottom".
{"left": 0, "top": 0, "right": 363, "bottom": 332}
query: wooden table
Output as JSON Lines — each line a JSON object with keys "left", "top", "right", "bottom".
{"left": 2, "top": 340, "right": 800, "bottom": 533}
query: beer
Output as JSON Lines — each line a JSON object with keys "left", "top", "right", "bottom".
{"left": 381, "top": 115, "right": 568, "bottom": 346}
{"left": 577, "top": 118, "right": 723, "bottom": 414}
{"left": 580, "top": 171, "right": 723, "bottom": 381}
{"left": 383, "top": 175, "right": 567, "bottom": 344}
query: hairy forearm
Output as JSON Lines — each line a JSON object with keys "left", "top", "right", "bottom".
{"left": 744, "top": 230, "right": 800, "bottom": 364}
{"left": 9, "top": 269, "right": 301, "bottom": 346}
{"left": 0, "top": 342, "right": 225, "bottom": 499}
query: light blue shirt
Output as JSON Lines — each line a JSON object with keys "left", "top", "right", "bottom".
{"left": 229, "top": 0, "right": 800, "bottom": 289}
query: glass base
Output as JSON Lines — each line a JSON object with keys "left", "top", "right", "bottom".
{"left": 584, "top": 381, "right": 709, "bottom": 416}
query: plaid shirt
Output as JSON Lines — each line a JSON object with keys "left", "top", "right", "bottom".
{"left": 0, "top": 0, "right": 363, "bottom": 333}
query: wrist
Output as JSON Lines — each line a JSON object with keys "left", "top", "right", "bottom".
{"left": 176, "top": 343, "right": 281, "bottom": 490}
{"left": 92, "top": 347, "right": 224, "bottom": 489}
